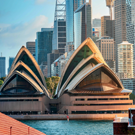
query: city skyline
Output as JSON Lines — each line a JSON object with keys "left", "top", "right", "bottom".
{"left": 0, "top": 0, "right": 109, "bottom": 74}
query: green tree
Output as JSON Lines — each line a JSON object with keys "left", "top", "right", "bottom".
{"left": 45, "top": 76, "right": 60, "bottom": 97}
{"left": 0, "top": 80, "right": 4, "bottom": 88}
{"left": 0, "top": 77, "right": 6, "bottom": 81}
{"left": 130, "top": 93, "right": 135, "bottom": 104}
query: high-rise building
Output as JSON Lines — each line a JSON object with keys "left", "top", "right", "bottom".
{"left": 118, "top": 41, "right": 133, "bottom": 78}
{"left": 51, "top": 51, "right": 74, "bottom": 77}
{"left": 131, "top": 0, "right": 135, "bottom": 59}
{"left": 101, "top": 16, "right": 110, "bottom": 37}
{"left": 52, "top": 19, "right": 66, "bottom": 54}
{"left": 66, "top": 0, "right": 86, "bottom": 47}
{"left": 96, "top": 36, "right": 115, "bottom": 72}
{"left": 96, "top": 36, "right": 115, "bottom": 61}
{"left": 36, "top": 28, "right": 53, "bottom": 65}
{"left": 47, "top": 50, "right": 63, "bottom": 77}
{"left": 74, "top": 2, "right": 92, "bottom": 49}
{"left": 114, "top": 0, "right": 135, "bottom": 72}
{"left": 121, "top": 78, "right": 135, "bottom": 95}
{"left": 101, "top": 16, "right": 115, "bottom": 39}
{"left": 0, "top": 57, "right": 6, "bottom": 78}
{"left": 93, "top": 18, "right": 101, "bottom": 27}
{"left": 26, "top": 42, "right": 35, "bottom": 58}
{"left": 52, "top": 0, "right": 66, "bottom": 54}
{"left": 65, "top": 45, "right": 74, "bottom": 53}
{"left": 8, "top": 57, "right": 14, "bottom": 74}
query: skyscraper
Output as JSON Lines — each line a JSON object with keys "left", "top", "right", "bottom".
{"left": 0, "top": 57, "right": 6, "bottom": 78}
{"left": 96, "top": 36, "right": 115, "bottom": 72}
{"left": 93, "top": 18, "right": 101, "bottom": 27}
{"left": 36, "top": 28, "right": 53, "bottom": 65}
{"left": 52, "top": 0, "right": 66, "bottom": 54}
{"left": 74, "top": 2, "right": 92, "bottom": 49}
{"left": 26, "top": 42, "right": 35, "bottom": 58}
{"left": 118, "top": 41, "right": 133, "bottom": 78}
{"left": 131, "top": 0, "right": 135, "bottom": 58}
{"left": 114, "top": 0, "right": 134, "bottom": 72}
{"left": 47, "top": 50, "right": 63, "bottom": 77}
{"left": 8, "top": 57, "right": 14, "bottom": 74}
{"left": 96, "top": 36, "right": 115, "bottom": 61}
{"left": 66, "top": 0, "right": 86, "bottom": 47}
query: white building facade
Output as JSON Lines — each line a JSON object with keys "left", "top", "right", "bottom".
{"left": 118, "top": 41, "right": 133, "bottom": 78}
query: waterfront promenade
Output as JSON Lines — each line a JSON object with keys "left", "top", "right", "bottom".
{"left": 9, "top": 113, "right": 128, "bottom": 120}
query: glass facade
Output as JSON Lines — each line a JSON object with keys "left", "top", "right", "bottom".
{"left": 2, "top": 75, "right": 36, "bottom": 94}
{"left": 76, "top": 67, "right": 121, "bottom": 91}
{"left": 52, "top": 20, "right": 66, "bottom": 54}
{"left": 8, "top": 57, "right": 14, "bottom": 74}
{"left": 74, "top": 3, "right": 92, "bottom": 49}
{"left": 0, "top": 57, "right": 6, "bottom": 78}
{"left": 66, "top": 0, "right": 86, "bottom": 46}
{"left": 36, "top": 28, "right": 53, "bottom": 65}
{"left": 66, "top": 0, "right": 74, "bottom": 45}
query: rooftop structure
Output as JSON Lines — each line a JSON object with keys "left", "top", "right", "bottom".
{"left": 113, "top": 108, "right": 135, "bottom": 135}
{"left": 0, "top": 112, "right": 45, "bottom": 135}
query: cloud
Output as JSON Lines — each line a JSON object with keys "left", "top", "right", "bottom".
{"left": 0, "top": 15, "right": 53, "bottom": 73}
{"left": 35, "top": 0, "right": 47, "bottom": 4}
{"left": 0, "top": 15, "right": 53, "bottom": 48}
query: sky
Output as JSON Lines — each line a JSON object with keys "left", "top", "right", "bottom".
{"left": 0, "top": 0, "right": 109, "bottom": 74}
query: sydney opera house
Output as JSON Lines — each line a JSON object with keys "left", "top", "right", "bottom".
{"left": 0, "top": 38, "right": 135, "bottom": 119}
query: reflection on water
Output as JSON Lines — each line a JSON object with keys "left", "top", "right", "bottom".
{"left": 21, "top": 120, "right": 113, "bottom": 135}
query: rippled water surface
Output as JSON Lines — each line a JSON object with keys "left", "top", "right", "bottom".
{"left": 21, "top": 120, "right": 113, "bottom": 135}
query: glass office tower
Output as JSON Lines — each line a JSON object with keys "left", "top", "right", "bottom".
{"left": 36, "top": 28, "right": 53, "bottom": 65}
{"left": 66, "top": 0, "right": 86, "bottom": 46}
{"left": 74, "top": 2, "right": 92, "bottom": 49}
{"left": 0, "top": 57, "right": 6, "bottom": 78}
{"left": 52, "top": 0, "right": 66, "bottom": 54}
{"left": 8, "top": 57, "right": 14, "bottom": 74}
{"left": 52, "top": 19, "right": 66, "bottom": 54}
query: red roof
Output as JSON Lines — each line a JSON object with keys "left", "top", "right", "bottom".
{"left": 0, "top": 112, "right": 46, "bottom": 135}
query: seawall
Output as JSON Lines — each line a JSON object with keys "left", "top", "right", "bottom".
{"left": 8, "top": 113, "right": 128, "bottom": 120}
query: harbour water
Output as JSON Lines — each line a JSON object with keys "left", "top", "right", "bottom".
{"left": 21, "top": 120, "right": 113, "bottom": 135}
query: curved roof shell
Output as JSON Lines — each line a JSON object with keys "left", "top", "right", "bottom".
{"left": 57, "top": 53, "right": 105, "bottom": 96}
{"left": 64, "top": 63, "right": 124, "bottom": 93}
{"left": 10, "top": 46, "right": 47, "bottom": 88}
{"left": 56, "top": 37, "right": 107, "bottom": 96}
{"left": 0, "top": 70, "right": 45, "bottom": 94}
{"left": 6, "top": 61, "right": 48, "bottom": 95}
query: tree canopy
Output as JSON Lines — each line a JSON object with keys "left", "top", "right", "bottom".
{"left": 0, "top": 80, "right": 4, "bottom": 88}
{"left": 45, "top": 76, "right": 60, "bottom": 97}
